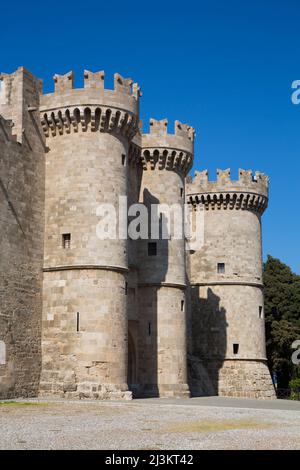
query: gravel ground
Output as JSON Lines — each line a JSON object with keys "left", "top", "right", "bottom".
{"left": 0, "top": 397, "right": 299, "bottom": 450}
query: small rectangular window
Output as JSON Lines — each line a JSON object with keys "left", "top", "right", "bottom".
{"left": 125, "top": 282, "right": 128, "bottom": 295}
{"left": 148, "top": 242, "right": 157, "bottom": 256}
{"left": 181, "top": 300, "right": 185, "bottom": 311}
{"left": 62, "top": 233, "right": 71, "bottom": 249}
{"left": 217, "top": 263, "right": 225, "bottom": 274}
{"left": 76, "top": 312, "right": 80, "bottom": 332}
{"left": 148, "top": 322, "right": 151, "bottom": 336}
{"left": 180, "top": 187, "right": 183, "bottom": 198}
{"left": 122, "top": 154, "right": 126, "bottom": 166}
{"left": 259, "top": 306, "right": 263, "bottom": 318}
{"left": 233, "top": 343, "right": 239, "bottom": 355}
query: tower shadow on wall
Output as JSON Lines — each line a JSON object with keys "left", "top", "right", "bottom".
{"left": 134, "top": 188, "right": 169, "bottom": 398}
{"left": 127, "top": 160, "right": 143, "bottom": 397}
{"left": 188, "top": 286, "right": 228, "bottom": 396}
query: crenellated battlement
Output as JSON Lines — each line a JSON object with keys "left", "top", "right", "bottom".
{"left": 186, "top": 168, "right": 269, "bottom": 213}
{"left": 40, "top": 70, "right": 141, "bottom": 119}
{"left": 48, "top": 70, "right": 140, "bottom": 99}
{"left": 141, "top": 118, "right": 194, "bottom": 174}
{"left": 187, "top": 168, "right": 269, "bottom": 195}
{"left": 147, "top": 118, "right": 195, "bottom": 141}
{"left": 145, "top": 118, "right": 195, "bottom": 142}
{"left": 140, "top": 147, "right": 192, "bottom": 175}
{"left": 40, "top": 105, "right": 139, "bottom": 139}
{"left": 39, "top": 70, "right": 141, "bottom": 140}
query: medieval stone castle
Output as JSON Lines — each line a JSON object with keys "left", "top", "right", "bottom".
{"left": 0, "top": 67, "right": 276, "bottom": 400}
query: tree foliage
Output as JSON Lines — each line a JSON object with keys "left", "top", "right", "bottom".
{"left": 263, "top": 255, "right": 300, "bottom": 389}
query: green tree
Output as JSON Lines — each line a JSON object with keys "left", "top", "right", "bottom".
{"left": 263, "top": 255, "right": 300, "bottom": 389}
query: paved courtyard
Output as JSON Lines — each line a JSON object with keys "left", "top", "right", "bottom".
{"left": 0, "top": 397, "right": 299, "bottom": 450}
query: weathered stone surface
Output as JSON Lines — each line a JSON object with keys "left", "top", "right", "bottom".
{"left": 186, "top": 169, "right": 276, "bottom": 399}
{"left": 0, "top": 67, "right": 275, "bottom": 400}
{"left": 0, "top": 68, "right": 45, "bottom": 399}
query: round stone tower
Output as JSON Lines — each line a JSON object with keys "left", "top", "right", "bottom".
{"left": 186, "top": 169, "right": 276, "bottom": 399}
{"left": 137, "top": 118, "right": 194, "bottom": 398}
{"left": 39, "top": 70, "right": 140, "bottom": 399}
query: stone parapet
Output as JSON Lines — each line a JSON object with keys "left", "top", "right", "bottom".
{"left": 141, "top": 119, "right": 194, "bottom": 175}
{"left": 187, "top": 169, "right": 269, "bottom": 214}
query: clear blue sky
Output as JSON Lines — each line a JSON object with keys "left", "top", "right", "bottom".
{"left": 1, "top": 0, "right": 299, "bottom": 273}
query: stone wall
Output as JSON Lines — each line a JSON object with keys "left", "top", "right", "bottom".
{"left": 40, "top": 269, "right": 130, "bottom": 399}
{"left": 0, "top": 67, "right": 276, "bottom": 401}
{"left": 0, "top": 68, "right": 45, "bottom": 398}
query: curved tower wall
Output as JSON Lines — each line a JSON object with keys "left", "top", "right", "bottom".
{"left": 0, "top": 65, "right": 276, "bottom": 402}
{"left": 187, "top": 169, "right": 276, "bottom": 399}
{"left": 137, "top": 119, "right": 194, "bottom": 397}
{"left": 39, "top": 71, "right": 140, "bottom": 399}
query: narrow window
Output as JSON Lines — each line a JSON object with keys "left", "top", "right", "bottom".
{"left": 148, "top": 322, "right": 151, "bottom": 336}
{"left": 125, "top": 282, "right": 128, "bottom": 295}
{"left": 180, "top": 187, "right": 183, "bottom": 198}
{"left": 76, "top": 312, "right": 80, "bottom": 332}
{"left": 233, "top": 343, "right": 239, "bottom": 355}
{"left": 181, "top": 300, "right": 185, "bottom": 311}
{"left": 148, "top": 242, "right": 157, "bottom": 256}
{"left": 121, "top": 154, "right": 126, "bottom": 166}
{"left": 259, "top": 306, "right": 263, "bottom": 318}
{"left": 62, "top": 233, "right": 71, "bottom": 249}
{"left": 217, "top": 263, "right": 225, "bottom": 274}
